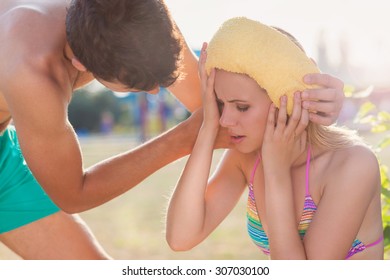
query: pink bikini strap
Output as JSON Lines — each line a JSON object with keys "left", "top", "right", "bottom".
{"left": 365, "top": 235, "right": 384, "bottom": 248}
{"left": 250, "top": 156, "right": 261, "bottom": 185}
{"left": 305, "top": 146, "right": 311, "bottom": 196}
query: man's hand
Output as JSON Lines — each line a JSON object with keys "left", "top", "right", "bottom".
{"left": 302, "top": 73, "right": 344, "bottom": 126}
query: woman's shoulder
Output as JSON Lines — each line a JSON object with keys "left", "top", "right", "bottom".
{"left": 334, "top": 144, "right": 379, "bottom": 170}
{"left": 324, "top": 144, "right": 381, "bottom": 193}
{"left": 314, "top": 143, "right": 377, "bottom": 170}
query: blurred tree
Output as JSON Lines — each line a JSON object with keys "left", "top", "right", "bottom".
{"left": 351, "top": 89, "right": 390, "bottom": 256}
{"left": 68, "top": 89, "right": 121, "bottom": 133}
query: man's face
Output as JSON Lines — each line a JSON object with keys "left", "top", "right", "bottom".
{"left": 97, "top": 79, "right": 160, "bottom": 95}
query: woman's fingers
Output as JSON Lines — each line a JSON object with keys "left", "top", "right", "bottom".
{"left": 284, "top": 92, "right": 301, "bottom": 137}
{"left": 198, "top": 42, "right": 208, "bottom": 92}
{"left": 275, "top": 95, "right": 288, "bottom": 135}
{"left": 274, "top": 93, "right": 309, "bottom": 140}
{"left": 295, "top": 108, "right": 309, "bottom": 136}
{"left": 206, "top": 68, "right": 215, "bottom": 97}
{"left": 198, "top": 42, "right": 214, "bottom": 101}
{"left": 264, "top": 103, "right": 276, "bottom": 140}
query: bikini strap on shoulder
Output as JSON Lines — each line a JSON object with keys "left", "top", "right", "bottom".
{"left": 250, "top": 156, "right": 261, "bottom": 185}
{"left": 305, "top": 145, "right": 311, "bottom": 195}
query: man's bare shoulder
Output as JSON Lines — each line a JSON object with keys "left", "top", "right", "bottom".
{"left": 0, "top": 0, "right": 67, "bottom": 16}
{"left": 0, "top": 1, "right": 71, "bottom": 96}
{"left": 0, "top": 1, "right": 67, "bottom": 59}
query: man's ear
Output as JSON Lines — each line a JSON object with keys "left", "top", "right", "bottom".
{"left": 71, "top": 57, "right": 87, "bottom": 72}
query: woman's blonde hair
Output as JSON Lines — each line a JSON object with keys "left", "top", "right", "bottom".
{"left": 307, "top": 124, "right": 365, "bottom": 151}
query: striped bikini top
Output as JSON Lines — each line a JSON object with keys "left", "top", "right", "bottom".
{"left": 246, "top": 146, "right": 383, "bottom": 259}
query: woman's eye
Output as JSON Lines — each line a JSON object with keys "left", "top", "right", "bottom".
{"left": 237, "top": 105, "right": 249, "bottom": 112}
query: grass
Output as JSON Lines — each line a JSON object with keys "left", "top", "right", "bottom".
{"left": 77, "top": 135, "right": 262, "bottom": 259}
{"left": 0, "top": 134, "right": 261, "bottom": 260}
{"left": 0, "top": 131, "right": 389, "bottom": 260}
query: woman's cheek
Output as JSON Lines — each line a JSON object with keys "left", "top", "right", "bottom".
{"left": 249, "top": 112, "right": 267, "bottom": 142}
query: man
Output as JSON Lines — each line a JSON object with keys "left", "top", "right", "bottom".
{"left": 0, "top": 0, "right": 344, "bottom": 259}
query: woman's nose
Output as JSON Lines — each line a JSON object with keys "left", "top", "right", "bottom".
{"left": 219, "top": 108, "right": 236, "bottom": 127}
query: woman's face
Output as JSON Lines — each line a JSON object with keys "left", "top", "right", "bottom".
{"left": 214, "top": 69, "right": 272, "bottom": 154}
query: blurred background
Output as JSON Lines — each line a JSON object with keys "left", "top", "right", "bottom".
{"left": 0, "top": 0, "right": 389, "bottom": 259}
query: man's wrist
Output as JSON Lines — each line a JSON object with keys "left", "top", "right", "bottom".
{"left": 166, "top": 115, "right": 200, "bottom": 158}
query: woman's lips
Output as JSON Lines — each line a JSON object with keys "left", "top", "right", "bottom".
{"left": 230, "top": 135, "right": 245, "bottom": 144}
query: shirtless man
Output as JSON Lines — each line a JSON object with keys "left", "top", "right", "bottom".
{"left": 0, "top": 0, "right": 345, "bottom": 259}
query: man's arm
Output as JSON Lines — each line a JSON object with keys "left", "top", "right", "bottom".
{"left": 167, "top": 27, "right": 202, "bottom": 113}
{"left": 4, "top": 59, "right": 202, "bottom": 213}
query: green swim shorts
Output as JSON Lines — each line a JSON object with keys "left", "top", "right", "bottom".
{"left": 0, "top": 126, "right": 60, "bottom": 233}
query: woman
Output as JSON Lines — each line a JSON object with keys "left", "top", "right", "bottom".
{"left": 165, "top": 17, "right": 383, "bottom": 259}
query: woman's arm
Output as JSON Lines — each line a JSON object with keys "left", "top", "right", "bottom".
{"left": 167, "top": 24, "right": 202, "bottom": 112}
{"left": 166, "top": 45, "right": 245, "bottom": 250}
{"left": 261, "top": 93, "right": 309, "bottom": 259}
{"left": 303, "top": 146, "right": 382, "bottom": 259}
{"left": 262, "top": 95, "right": 381, "bottom": 259}
{"left": 166, "top": 148, "right": 246, "bottom": 251}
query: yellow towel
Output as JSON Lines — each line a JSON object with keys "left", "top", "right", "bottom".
{"left": 205, "top": 17, "right": 320, "bottom": 114}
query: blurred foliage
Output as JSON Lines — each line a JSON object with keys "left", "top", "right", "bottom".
{"left": 351, "top": 87, "right": 390, "bottom": 255}
{"left": 68, "top": 89, "right": 122, "bottom": 133}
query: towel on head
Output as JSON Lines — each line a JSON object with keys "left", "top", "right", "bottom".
{"left": 205, "top": 17, "right": 320, "bottom": 114}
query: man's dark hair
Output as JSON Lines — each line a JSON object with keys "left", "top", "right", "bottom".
{"left": 66, "top": 0, "right": 183, "bottom": 91}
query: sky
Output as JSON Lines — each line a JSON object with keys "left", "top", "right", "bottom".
{"left": 165, "top": 0, "right": 390, "bottom": 88}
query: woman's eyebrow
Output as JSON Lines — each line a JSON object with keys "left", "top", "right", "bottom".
{"left": 227, "top": 99, "right": 247, "bottom": 103}
{"left": 215, "top": 96, "right": 247, "bottom": 103}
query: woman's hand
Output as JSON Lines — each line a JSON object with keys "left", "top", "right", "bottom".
{"left": 262, "top": 92, "right": 308, "bottom": 170}
{"left": 197, "top": 43, "right": 232, "bottom": 149}
{"left": 198, "top": 43, "right": 220, "bottom": 131}
{"left": 302, "top": 73, "right": 345, "bottom": 126}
